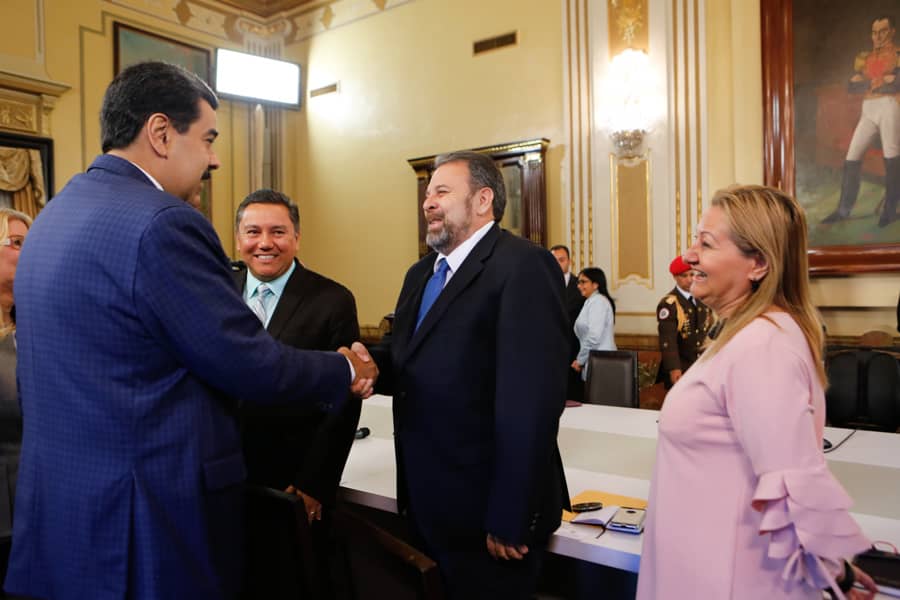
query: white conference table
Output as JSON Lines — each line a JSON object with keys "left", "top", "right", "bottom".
{"left": 339, "top": 395, "right": 900, "bottom": 594}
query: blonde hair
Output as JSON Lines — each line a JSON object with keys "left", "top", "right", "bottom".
{"left": 700, "top": 185, "right": 826, "bottom": 385}
{"left": 0, "top": 207, "right": 33, "bottom": 338}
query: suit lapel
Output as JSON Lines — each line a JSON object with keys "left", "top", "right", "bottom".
{"left": 266, "top": 261, "right": 306, "bottom": 338}
{"left": 401, "top": 225, "right": 501, "bottom": 362}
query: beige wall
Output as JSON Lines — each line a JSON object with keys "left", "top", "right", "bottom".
{"left": 2, "top": 0, "right": 896, "bottom": 334}
{"left": 0, "top": 0, "right": 259, "bottom": 254}
{"left": 284, "top": 0, "right": 565, "bottom": 325}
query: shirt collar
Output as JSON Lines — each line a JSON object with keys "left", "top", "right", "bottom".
{"left": 675, "top": 285, "right": 692, "bottom": 302}
{"left": 434, "top": 221, "right": 495, "bottom": 274}
{"left": 245, "top": 260, "right": 297, "bottom": 301}
{"left": 126, "top": 160, "right": 164, "bottom": 191}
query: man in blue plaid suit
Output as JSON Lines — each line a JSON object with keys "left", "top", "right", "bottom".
{"left": 5, "top": 62, "right": 376, "bottom": 600}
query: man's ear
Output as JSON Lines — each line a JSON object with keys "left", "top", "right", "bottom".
{"left": 146, "top": 113, "right": 170, "bottom": 157}
{"left": 475, "top": 187, "right": 494, "bottom": 217}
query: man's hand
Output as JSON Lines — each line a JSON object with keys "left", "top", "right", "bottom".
{"left": 571, "top": 360, "right": 582, "bottom": 373}
{"left": 285, "top": 485, "right": 322, "bottom": 524}
{"left": 486, "top": 533, "right": 529, "bottom": 560}
{"left": 339, "top": 341, "right": 378, "bottom": 398}
{"left": 669, "top": 369, "right": 683, "bottom": 384}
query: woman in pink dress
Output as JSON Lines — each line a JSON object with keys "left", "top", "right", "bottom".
{"left": 636, "top": 185, "right": 878, "bottom": 599}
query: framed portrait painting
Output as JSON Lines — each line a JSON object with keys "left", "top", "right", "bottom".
{"left": 0, "top": 131, "right": 53, "bottom": 220}
{"left": 762, "top": 0, "right": 900, "bottom": 273}
{"left": 113, "top": 22, "right": 213, "bottom": 218}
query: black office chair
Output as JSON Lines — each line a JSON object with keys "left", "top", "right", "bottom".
{"left": 825, "top": 350, "right": 858, "bottom": 429}
{"left": 584, "top": 350, "right": 639, "bottom": 408}
{"left": 242, "top": 484, "right": 322, "bottom": 599}
{"left": 334, "top": 507, "right": 445, "bottom": 600}
{"left": 866, "top": 351, "right": 900, "bottom": 432}
{"left": 825, "top": 348, "right": 900, "bottom": 432}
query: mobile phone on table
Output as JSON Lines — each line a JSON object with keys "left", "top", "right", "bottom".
{"left": 607, "top": 507, "right": 646, "bottom": 534}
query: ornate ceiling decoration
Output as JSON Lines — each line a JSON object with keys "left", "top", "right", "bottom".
{"left": 216, "top": 0, "right": 322, "bottom": 18}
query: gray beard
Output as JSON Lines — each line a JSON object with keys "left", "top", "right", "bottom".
{"left": 426, "top": 228, "right": 452, "bottom": 254}
{"left": 425, "top": 194, "right": 474, "bottom": 254}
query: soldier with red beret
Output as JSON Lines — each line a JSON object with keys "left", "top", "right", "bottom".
{"left": 656, "top": 256, "right": 713, "bottom": 389}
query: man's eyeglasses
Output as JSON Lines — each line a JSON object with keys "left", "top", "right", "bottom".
{"left": 1, "top": 236, "right": 25, "bottom": 250}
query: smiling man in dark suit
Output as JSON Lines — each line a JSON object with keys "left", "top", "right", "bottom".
{"left": 232, "top": 189, "right": 361, "bottom": 520}
{"left": 367, "top": 151, "right": 570, "bottom": 599}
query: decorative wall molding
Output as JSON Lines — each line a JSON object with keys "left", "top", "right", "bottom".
{"left": 562, "top": 0, "right": 594, "bottom": 272}
{"left": 668, "top": 0, "right": 706, "bottom": 255}
{"left": 105, "top": 0, "right": 413, "bottom": 45}
{"left": 0, "top": 71, "right": 69, "bottom": 136}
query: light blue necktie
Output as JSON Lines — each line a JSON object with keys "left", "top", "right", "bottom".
{"left": 415, "top": 258, "right": 450, "bottom": 331}
{"left": 249, "top": 283, "right": 274, "bottom": 326}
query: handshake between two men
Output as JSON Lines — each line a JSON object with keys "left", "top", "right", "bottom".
{"left": 338, "top": 341, "right": 379, "bottom": 399}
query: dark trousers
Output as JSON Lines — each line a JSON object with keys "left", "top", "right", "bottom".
{"left": 433, "top": 544, "right": 545, "bottom": 600}
{"left": 407, "top": 518, "right": 546, "bottom": 600}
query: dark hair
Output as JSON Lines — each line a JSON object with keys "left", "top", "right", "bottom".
{"left": 579, "top": 267, "right": 616, "bottom": 316}
{"left": 235, "top": 189, "right": 300, "bottom": 232}
{"left": 550, "top": 245, "right": 571, "bottom": 257}
{"left": 873, "top": 15, "right": 895, "bottom": 28}
{"left": 434, "top": 150, "right": 506, "bottom": 221}
{"left": 101, "top": 61, "right": 218, "bottom": 153}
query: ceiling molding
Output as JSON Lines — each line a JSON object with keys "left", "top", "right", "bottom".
{"left": 215, "top": 0, "right": 323, "bottom": 18}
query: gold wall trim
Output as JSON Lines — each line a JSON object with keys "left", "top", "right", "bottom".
{"left": 575, "top": 0, "right": 585, "bottom": 269}
{"left": 672, "top": 0, "right": 681, "bottom": 256}
{"left": 682, "top": 0, "right": 692, "bottom": 249}
{"left": 670, "top": 0, "right": 704, "bottom": 257}
{"left": 693, "top": 0, "right": 702, "bottom": 225}
{"left": 607, "top": 0, "right": 648, "bottom": 54}
{"left": 564, "top": 0, "right": 591, "bottom": 271}
{"left": 585, "top": 0, "right": 593, "bottom": 267}
{"left": 610, "top": 152, "right": 652, "bottom": 288}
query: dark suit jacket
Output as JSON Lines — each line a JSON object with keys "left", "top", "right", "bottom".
{"left": 370, "top": 225, "right": 570, "bottom": 553}
{"left": 564, "top": 274, "right": 586, "bottom": 400}
{"left": 7, "top": 155, "right": 349, "bottom": 600}
{"left": 233, "top": 260, "right": 361, "bottom": 507}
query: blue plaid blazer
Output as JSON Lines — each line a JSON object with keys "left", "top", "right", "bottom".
{"left": 6, "top": 154, "right": 348, "bottom": 599}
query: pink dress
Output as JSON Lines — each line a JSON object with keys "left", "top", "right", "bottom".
{"left": 636, "top": 313, "right": 870, "bottom": 599}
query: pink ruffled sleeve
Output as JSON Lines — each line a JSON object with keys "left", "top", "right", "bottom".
{"left": 752, "top": 465, "right": 871, "bottom": 591}
{"left": 724, "top": 320, "right": 871, "bottom": 594}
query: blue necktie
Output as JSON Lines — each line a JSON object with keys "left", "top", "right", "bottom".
{"left": 415, "top": 258, "right": 450, "bottom": 331}
{"left": 249, "top": 283, "right": 274, "bottom": 325}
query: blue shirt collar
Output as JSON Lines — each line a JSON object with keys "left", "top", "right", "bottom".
{"left": 244, "top": 260, "right": 297, "bottom": 302}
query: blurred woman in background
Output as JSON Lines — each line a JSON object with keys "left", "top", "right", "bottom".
{"left": 571, "top": 267, "right": 616, "bottom": 380}
{"left": 0, "top": 207, "right": 31, "bottom": 584}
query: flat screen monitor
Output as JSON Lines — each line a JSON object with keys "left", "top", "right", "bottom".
{"left": 214, "top": 48, "right": 301, "bottom": 108}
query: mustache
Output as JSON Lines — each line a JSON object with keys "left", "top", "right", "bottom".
{"left": 201, "top": 169, "right": 212, "bottom": 181}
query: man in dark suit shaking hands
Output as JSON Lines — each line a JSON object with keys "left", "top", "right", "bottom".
{"left": 367, "top": 151, "right": 570, "bottom": 599}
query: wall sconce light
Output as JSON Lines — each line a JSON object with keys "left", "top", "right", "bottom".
{"left": 603, "top": 49, "right": 659, "bottom": 158}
